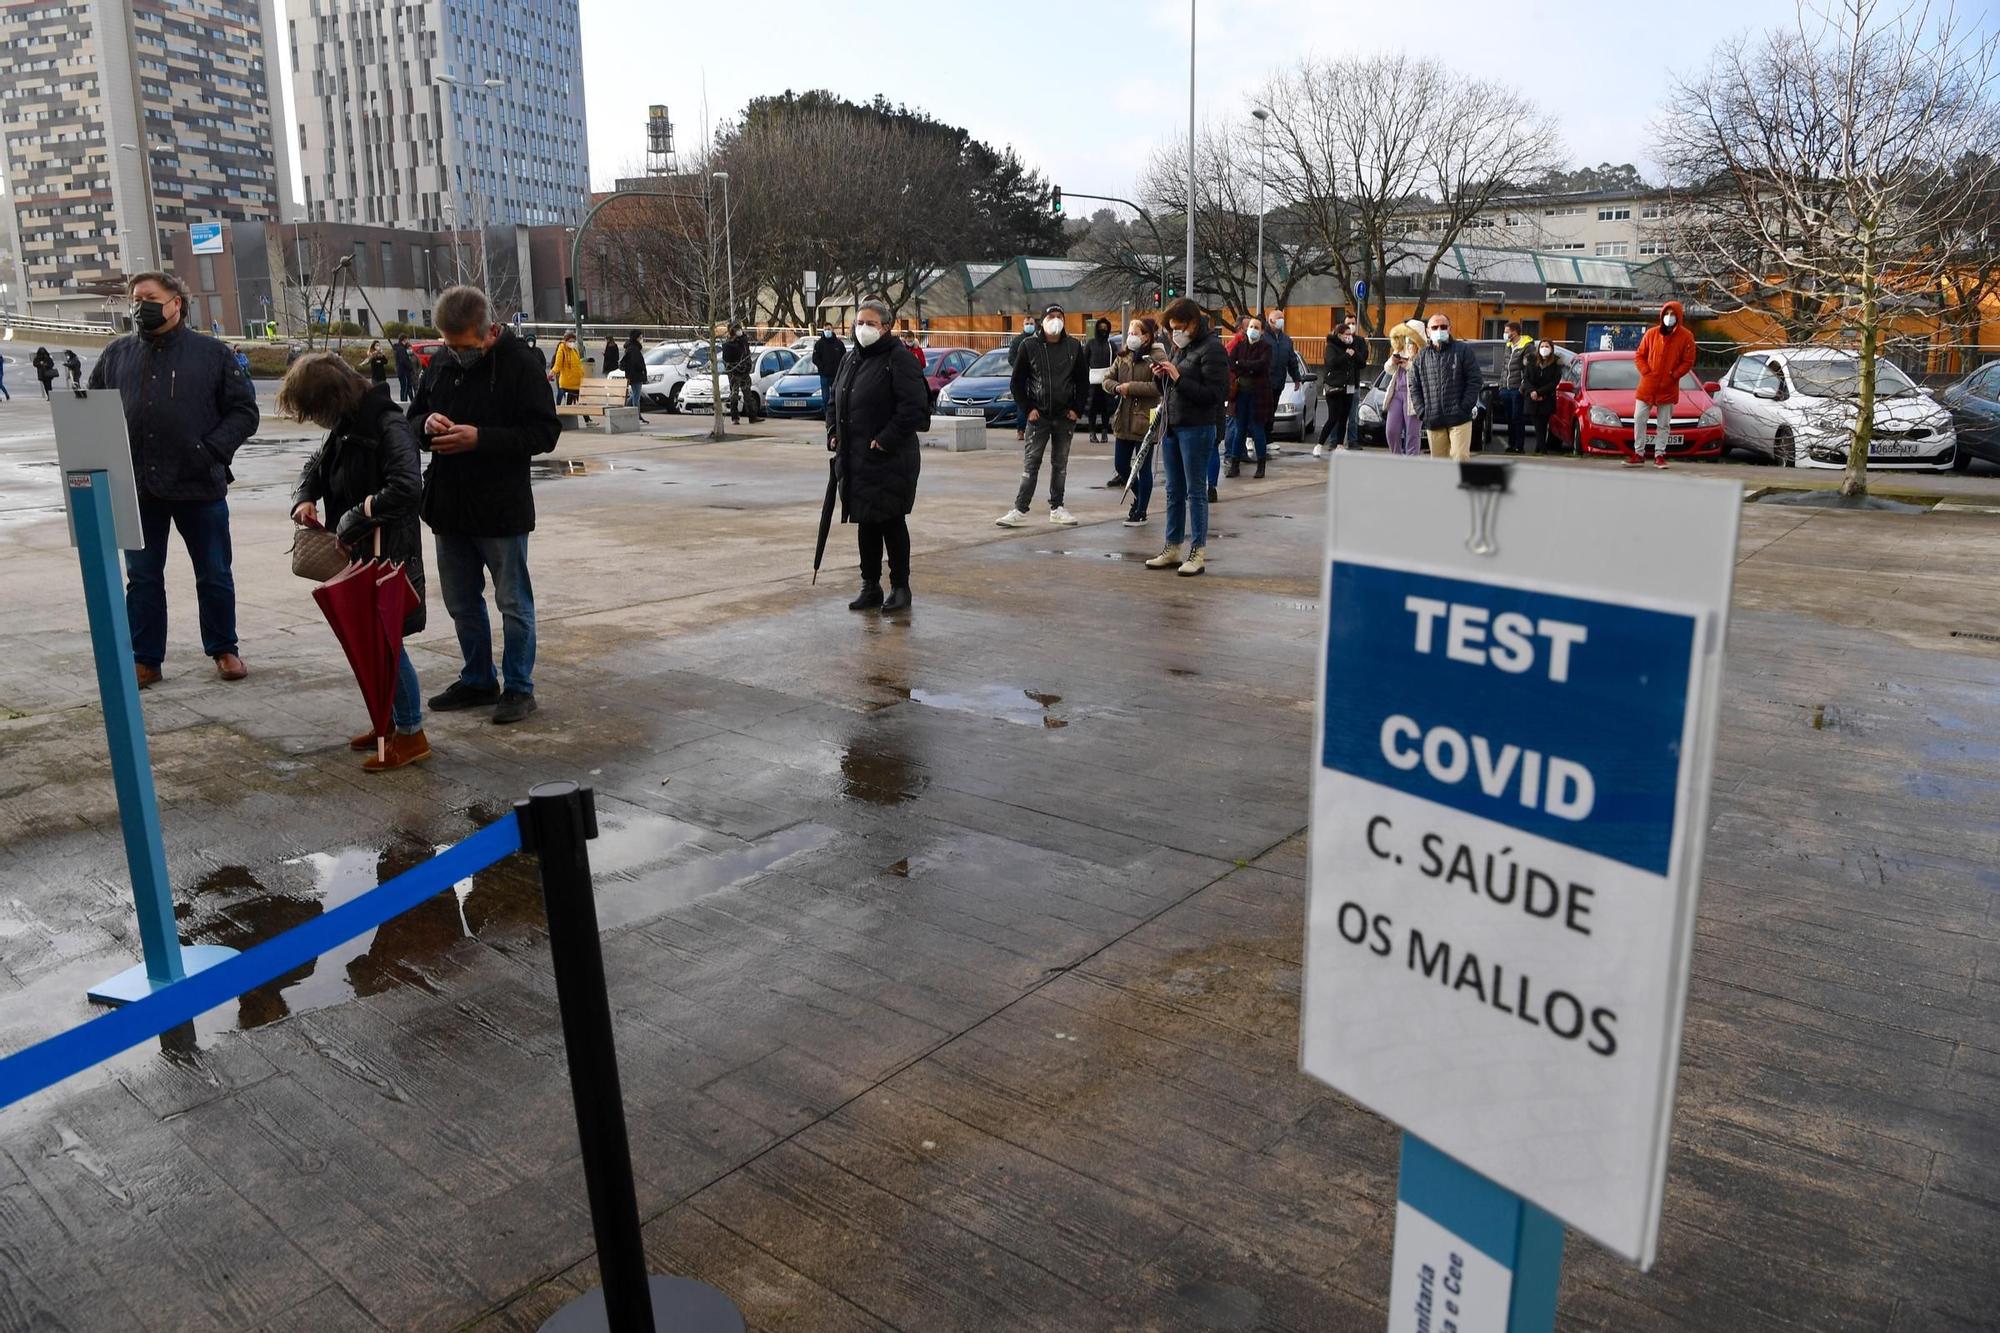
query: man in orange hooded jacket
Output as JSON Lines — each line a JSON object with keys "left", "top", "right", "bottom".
{"left": 1631, "top": 299, "right": 1696, "bottom": 468}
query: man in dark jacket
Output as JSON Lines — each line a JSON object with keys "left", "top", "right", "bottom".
{"left": 1007, "top": 316, "right": 1037, "bottom": 440}
{"left": 1143, "top": 297, "right": 1229, "bottom": 577}
{"left": 393, "top": 336, "right": 415, "bottom": 401}
{"left": 1085, "top": 318, "right": 1116, "bottom": 444}
{"left": 811, "top": 325, "right": 845, "bottom": 398}
{"left": 721, "top": 324, "right": 761, "bottom": 424}
{"left": 1497, "top": 319, "right": 1534, "bottom": 454}
{"left": 1409, "top": 313, "right": 1484, "bottom": 462}
{"left": 827, "top": 298, "right": 929, "bottom": 613}
{"left": 996, "top": 304, "right": 1090, "bottom": 527}
{"left": 1317, "top": 321, "right": 1372, "bottom": 456}
{"left": 618, "top": 332, "right": 649, "bottom": 422}
{"left": 409, "top": 285, "right": 561, "bottom": 724}
{"left": 89, "top": 271, "right": 260, "bottom": 686}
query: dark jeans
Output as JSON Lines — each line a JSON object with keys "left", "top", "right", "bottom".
{"left": 729, "top": 372, "right": 759, "bottom": 421}
{"left": 857, "top": 517, "right": 911, "bottom": 587}
{"left": 1320, "top": 390, "right": 1354, "bottom": 444}
{"left": 434, "top": 532, "right": 536, "bottom": 695}
{"left": 1117, "top": 436, "right": 1154, "bottom": 515}
{"left": 1163, "top": 424, "right": 1216, "bottom": 549}
{"left": 125, "top": 494, "right": 237, "bottom": 668}
{"left": 1500, "top": 388, "right": 1525, "bottom": 451}
{"left": 1231, "top": 395, "right": 1269, "bottom": 463}
{"left": 396, "top": 371, "right": 413, "bottom": 401}
{"left": 1087, "top": 387, "right": 1112, "bottom": 435}
{"left": 1528, "top": 409, "right": 1555, "bottom": 453}
{"left": 627, "top": 383, "right": 644, "bottom": 410}
{"left": 392, "top": 649, "right": 422, "bottom": 732}
{"left": 1015, "top": 414, "right": 1074, "bottom": 511}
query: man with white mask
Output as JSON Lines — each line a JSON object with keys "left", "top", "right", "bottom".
{"left": 1408, "top": 312, "right": 1484, "bottom": 462}
{"left": 996, "top": 304, "right": 1090, "bottom": 527}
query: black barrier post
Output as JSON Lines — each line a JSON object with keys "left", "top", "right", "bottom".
{"left": 517, "top": 781, "right": 745, "bottom": 1333}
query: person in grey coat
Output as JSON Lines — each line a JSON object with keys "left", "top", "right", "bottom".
{"left": 996, "top": 304, "right": 1091, "bottom": 527}
{"left": 1408, "top": 313, "right": 1484, "bottom": 462}
{"left": 88, "top": 271, "right": 260, "bottom": 686}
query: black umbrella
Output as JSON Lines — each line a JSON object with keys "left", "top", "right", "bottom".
{"left": 811, "top": 452, "right": 840, "bottom": 585}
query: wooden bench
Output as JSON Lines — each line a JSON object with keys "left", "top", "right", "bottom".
{"left": 556, "top": 377, "right": 641, "bottom": 433}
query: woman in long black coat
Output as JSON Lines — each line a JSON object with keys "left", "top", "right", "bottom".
{"left": 281, "top": 352, "right": 432, "bottom": 771}
{"left": 827, "top": 299, "right": 929, "bottom": 613}
{"left": 619, "top": 332, "right": 649, "bottom": 421}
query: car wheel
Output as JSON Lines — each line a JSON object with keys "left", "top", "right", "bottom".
{"left": 1773, "top": 426, "right": 1796, "bottom": 467}
{"left": 1571, "top": 422, "right": 1585, "bottom": 456}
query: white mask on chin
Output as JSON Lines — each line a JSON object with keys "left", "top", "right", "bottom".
{"left": 853, "top": 323, "right": 881, "bottom": 347}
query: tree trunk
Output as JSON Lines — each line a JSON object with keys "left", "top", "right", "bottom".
{"left": 1844, "top": 230, "right": 1877, "bottom": 500}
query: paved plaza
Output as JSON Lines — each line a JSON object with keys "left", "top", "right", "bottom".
{"left": 0, "top": 389, "right": 1997, "bottom": 1331}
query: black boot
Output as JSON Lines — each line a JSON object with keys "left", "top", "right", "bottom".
{"left": 1207, "top": 485, "right": 1219, "bottom": 503}
{"left": 848, "top": 582, "right": 883, "bottom": 611}
{"left": 881, "top": 583, "right": 912, "bottom": 613}
{"left": 1224, "top": 457, "right": 1241, "bottom": 478}
{"left": 1254, "top": 460, "right": 1267, "bottom": 479}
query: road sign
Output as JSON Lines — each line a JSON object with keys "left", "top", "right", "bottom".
{"left": 1355, "top": 278, "right": 1368, "bottom": 301}
{"left": 190, "top": 222, "right": 223, "bottom": 255}
{"left": 1304, "top": 454, "right": 1738, "bottom": 1294}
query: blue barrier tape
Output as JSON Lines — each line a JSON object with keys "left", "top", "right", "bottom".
{"left": 0, "top": 813, "right": 523, "bottom": 1110}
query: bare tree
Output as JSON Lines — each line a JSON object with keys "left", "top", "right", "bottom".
{"left": 1261, "top": 54, "right": 1564, "bottom": 335}
{"left": 1657, "top": 0, "right": 2000, "bottom": 497}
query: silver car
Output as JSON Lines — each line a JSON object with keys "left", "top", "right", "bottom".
{"left": 677, "top": 345, "right": 803, "bottom": 416}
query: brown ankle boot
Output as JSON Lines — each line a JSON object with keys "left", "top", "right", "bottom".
{"left": 363, "top": 729, "right": 431, "bottom": 772}
{"left": 349, "top": 730, "right": 378, "bottom": 752}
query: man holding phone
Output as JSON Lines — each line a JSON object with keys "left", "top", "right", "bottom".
{"left": 408, "top": 285, "right": 561, "bottom": 725}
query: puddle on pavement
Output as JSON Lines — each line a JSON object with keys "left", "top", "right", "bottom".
{"left": 593, "top": 822, "right": 837, "bottom": 930}
{"left": 908, "top": 685, "right": 1069, "bottom": 729}
{"left": 840, "top": 739, "right": 928, "bottom": 806}
{"left": 531, "top": 457, "right": 623, "bottom": 480}
{"left": 1031, "top": 548, "right": 1139, "bottom": 561}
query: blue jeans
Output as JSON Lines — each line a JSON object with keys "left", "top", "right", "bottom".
{"left": 392, "top": 649, "right": 422, "bottom": 732}
{"left": 627, "top": 382, "right": 644, "bottom": 409}
{"left": 434, "top": 532, "right": 536, "bottom": 695}
{"left": 1163, "top": 424, "right": 1216, "bottom": 549}
{"left": 1499, "top": 388, "right": 1524, "bottom": 451}
{"left": 124, "top": 494, "right": 236, "bottom": 667}
{"left": 1231, "top": 396, "right": 1269, "bottom": 462}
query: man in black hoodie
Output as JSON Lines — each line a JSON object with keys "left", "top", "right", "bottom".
{"left": 410, "top": 286, "right": 562, "bottom": 724}
{"left": 996, "top": 304, "right": 1091, "bottom": 527}
{"left": 89, "top": 271, "right": 260, "bottom": 686}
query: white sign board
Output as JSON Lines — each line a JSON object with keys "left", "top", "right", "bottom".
{"left": 1302, "top": 452, "right": 1738, "bottom": 1267}
{"left": 190, "top": 222, "right": 223, "bottom": 255}
{"left": 1388, "top": 1204, "right": 1511, "bottom": 1333}
{"left": 52, "top": 389, "right": 143, "bottom": 548}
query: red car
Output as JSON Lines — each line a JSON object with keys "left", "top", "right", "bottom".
{"left": 408, "top": 338, "right": 446, "bottom": 371}
{"left": 919, "top": 346, "right": 977, "bottom": 405}
{"left": 1553, "top": 351, "right": 1726, "bottom": 460}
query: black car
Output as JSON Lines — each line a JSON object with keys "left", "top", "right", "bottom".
{"left": 1936, "top": 360, "right": 2000, "bottom": 471}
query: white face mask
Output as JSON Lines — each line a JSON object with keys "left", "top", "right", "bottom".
{"left": 1127, "top": 329, "right": 1147, "bottom": 349}
{"left": 1042, "top": 316, "right": 1065, "bottom": 337}
{"left": 1171, "top": 328, "right": 1191, "bottom": 349}
{"left": 853, "top": 322, "right": 881, "bottom": 347}
{"left": 1538, "top": 343, "right": 1552, "bottom": 357}
{"left": 1245, "top": 326, "right": 1263, "bottom": 342}
{"left": 1662, "top": 314, "right": 1677, "bottom": 328}
{"left": 1271, "top": 317, "right": 1284, "bottom": 330}
{"left": 1429, "top": 328, "right": 1450, "bottom": 345}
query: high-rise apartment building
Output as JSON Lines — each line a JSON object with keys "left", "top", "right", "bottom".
{"left": 287, "top": 0, "right": 588, "bottom": 231}
{"left": 0, "top": 0, "right": 293, "bottom": 320}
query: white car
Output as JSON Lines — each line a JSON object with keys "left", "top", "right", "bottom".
{"left": 1713, "top": 348, "right": 1957, "bottom": 470}
{"left": 677, "top": 345, "right": 803, "bottom": 415}
{"left": 1271, "top": 371, "right": 1325, "bottom": 441}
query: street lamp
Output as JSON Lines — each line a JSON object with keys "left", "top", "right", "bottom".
{"left": 1186, "top": 0, "right": 1197, "bottom": 308}
{"left": 711, "top": 171, "right": 734, "bottom": 323}
{"left": 1251, "top": 107, "right": 1270, "bottom": 314}
{"left": 435, "top": 74, "right": 506, "bottom": 294}
{"left": 117, "top": 143, "right": 156, "bottom": 271}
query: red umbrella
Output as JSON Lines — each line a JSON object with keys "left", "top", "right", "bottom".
{"left": 311, "top": 516, "right": 419, "bottom": 766}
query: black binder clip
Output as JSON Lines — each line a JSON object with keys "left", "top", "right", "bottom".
{"left": 1458, "top": 460, "right": 1510, "bottom": 557}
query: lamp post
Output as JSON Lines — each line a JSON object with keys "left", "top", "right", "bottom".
{"left": 1251, "top": 107, "right": 1270, "bottom": 314}
{"left": 116, "top": 144, "right": 157, "bottom": 272}
{"left": 1185, "top": 0, "right": 1197, "bottom": 307}
{"left": 711, "top": 171, "right": 734, "bottom": 324}
{"left": 435, "top": 74, "right": 505, "bottom": 295}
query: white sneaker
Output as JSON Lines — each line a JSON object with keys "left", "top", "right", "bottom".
{"left": 1049, "top": 506, "right": 1079, "bottom": 526}
{"left": 1311, "top": 444, "right": 1325, "bottom": 458}
{"left": 995, "top": 509, "right": 1029, "bottom": 528}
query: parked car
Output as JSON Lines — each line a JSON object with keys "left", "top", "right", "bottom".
{"left": 1551, "top": 351, "right": 1725, "bottom": 460}
{"left": 919, "top": 347, "right": 978, "bottom": 406}
{"left": 932, "top": 347, "right": 1019, "bottom": 427}
{"left": 1714, "top": 348, "right": 1958, "bottom": 470}
{"left": 677, "top": 345, "right": 801, "bottom": 415}
{"left": 1271, "top": 371, "right": 1325, "bottom": 441}
{"left": 631, "top": 341, "right": 700, "bottom": 410}
{"left": 1935, "top": 360, "right": 2000, "bottom": 472}
{"left": 764, "top": 369, "right": 828, "bottom": 418}
{"left": 409, "top": 338, "right": 445, "bottom": 371}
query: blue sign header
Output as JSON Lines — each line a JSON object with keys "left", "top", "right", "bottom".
{"left": 1322, "top": 561, "right": 1694, "bottom": 875}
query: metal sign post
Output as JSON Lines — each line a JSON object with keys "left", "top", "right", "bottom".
{"left": 1303, "top": 454, "right": 1739, "bottom": 1328}
{"left": 53, "top": 393, "right": 235, "bottom": 1005}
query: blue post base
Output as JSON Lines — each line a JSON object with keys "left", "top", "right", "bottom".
{"left": 1392, "top": 1133, "right": 1564, "bottom": 1333}
{"left": 87, "top": 944, "right": 239, "bottom": 1007}
{"left": 540, "top": 1276, "right": 744, "bottom": 1333}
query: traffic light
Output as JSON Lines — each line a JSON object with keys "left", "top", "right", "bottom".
{"left": 1151, "top": 289, "right": 1161, "bottom": 305}
{"left": 1051, "top": 186, "right": 1063, "bottom": 215}
{"left": 1166, "top": 284, "right": 1178, "bottom": 298}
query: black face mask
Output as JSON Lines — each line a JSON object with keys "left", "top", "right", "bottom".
{"left": 132, "top": 299, "right": 169, "bottom": 333}
{"left": 450, "top": 346, "right": 486, "bottom": 370}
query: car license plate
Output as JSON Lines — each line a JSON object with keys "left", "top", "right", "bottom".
{"left": 1872, "top": 440, "right": 1919, "bottom": 456}
{"left": 1667, "top": 434, "right": 1686, "bottom": 448}
{"left": 957, "top": 406, "right": 986, "bottom": 417}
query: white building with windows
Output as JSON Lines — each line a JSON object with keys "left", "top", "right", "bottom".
{"left": 287, "top": 0, "right": 588, "bottom": 230}
{"left": 1410, "top": 188, "right": 1674, "bottom": 262}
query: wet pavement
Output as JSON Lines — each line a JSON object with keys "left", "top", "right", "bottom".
{"left": 0, "top": 391, "right": 1997, "bottom": 1331}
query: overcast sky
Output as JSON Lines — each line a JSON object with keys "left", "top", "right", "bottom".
{"left": 575, "top": 0, "right": 1819, "bottom": 201}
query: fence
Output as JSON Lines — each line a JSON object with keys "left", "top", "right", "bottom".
{"left": 0, "top": 780, "right": 744, "bottom": 1333}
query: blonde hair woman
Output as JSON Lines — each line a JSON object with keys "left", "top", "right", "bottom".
{"left": 1383, "top": 320, "right": 1426, "bottom": 455}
